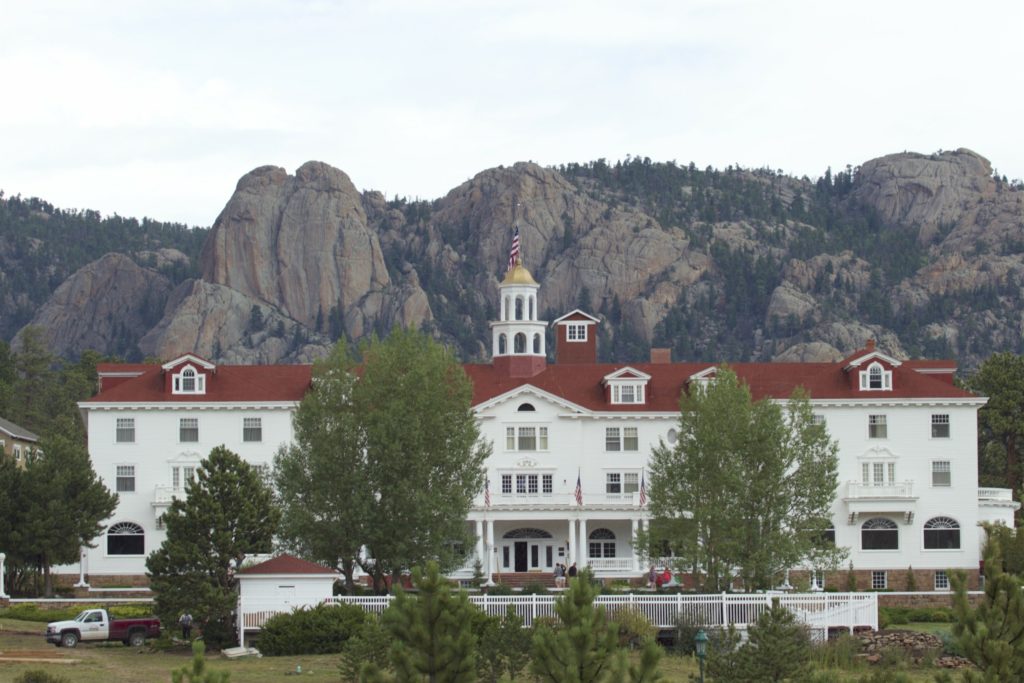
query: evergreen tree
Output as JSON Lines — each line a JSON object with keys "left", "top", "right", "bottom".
{"left": 13, "top": 428, "right": 118, "bottom": 596}
{"left": 363, "top": 561, "right": 477, "bottom": 683}
{"left": 147, "top": 446, "right": 279, "bottom": 648}
{"left": 172, "top": 640, "right": 230, "bottom": 683}
{"left": 948, "top": 541, "right": 1024, "bottom": 681}
{"left": 732, "top": 604, "right": 812, "bottom": 682}
{"left": 964, "top": 353, "right": 1024, "bottom": 495}
{"left": 530, "top": 570, "right": 624, "bottom": 683}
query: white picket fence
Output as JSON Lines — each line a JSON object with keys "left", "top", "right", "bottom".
{"left": 312, "top": 592, "right": 877, "bottom": 636}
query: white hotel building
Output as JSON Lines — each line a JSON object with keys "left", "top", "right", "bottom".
{"left": 68, "top": 260, "right": 1017, "bottom": 591}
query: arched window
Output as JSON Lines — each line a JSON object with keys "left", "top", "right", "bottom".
{"left": 868, "top": 365, "right": 882, "bottom": 388}
{"left": 107, "top": 522, "right": 145, "bottom": 555}
{"left": 181, "top": 367, "right": 196, "bottom": 392}
{"left": 861, "top": 517, "right": 898, "bottom": 550}
{"left": 517, "top": 403, "right": 536, "bottom": 412}
{"left": 589, "top": 528, "right": 616, "bottom": 558}
{"left": 860, "top": 362, "right": 892, "bottom": 391}
{"left": 503, "top": 528, "right": 553, "bottom": 539}
{"left": 498, "top": 334, "right": 507, "bottom": 355}
{"left": 924, "top": 517, "right": 961, "bottom": 550}
{"left": 503, "top": 296, "right": 511, "bottom": 321}
{"left": 514, "top": 333, "right": 526, "bottom": 353}
{"left": 533, "top": 333, "right": 542, "bottom": 354}
{"left": 515, "top": 296, "right": 524, "bottom": 321}
{"left": 529, "top": 296, "right": 535, "bottom": 320}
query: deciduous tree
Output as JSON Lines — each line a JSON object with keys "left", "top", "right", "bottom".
{"left": 647, "top": 367, "right": 842, "bottom": 591}
{"left": 147, "top": 446, "right": 279, "bottom": 648}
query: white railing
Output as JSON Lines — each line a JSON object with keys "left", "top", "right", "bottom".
{"left": 314, "top": 592, "right": 876, "bottom": 633}
{"left": 152, "top": 485, "right": 185, "bottom": 505}
{"left": 846, "top": 481, "right": 914, "bottom": 499}
{"left": 586, "top": 558, "right": 636, "bottom": 572}
{"left": 978, "top": 488, "right": 1013, "bottom": 501}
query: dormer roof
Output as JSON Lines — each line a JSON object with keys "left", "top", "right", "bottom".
{"left": 161, "top": 353, "right": 217, "bottom": 372}
{"left": 841, "top": 341, "right": 902, "bottom": 371}
{"left": 552, "top": 310, "right": 601, "bottom": 326}
{"left": 602, "top": 367, "right": 652, "bottom": 384}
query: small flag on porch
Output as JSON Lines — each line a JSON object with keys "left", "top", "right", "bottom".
{"left": 574, "top": 471, "right": 583, "bottom": 506}
{"left": 507, "top": 226, "right": 521, "bottom": 271}
{"left": 484, "top": 478, "right": 491, "bottom": 508}
{"left": 639, "top": 471, "right": 647, "bottom": 506}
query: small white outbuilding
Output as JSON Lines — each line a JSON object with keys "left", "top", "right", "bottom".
{"left": 236, "top": 554, "right": 339, "bottom": 647}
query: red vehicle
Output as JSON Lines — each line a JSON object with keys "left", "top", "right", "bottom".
{"left": 45, "top": 608, "right": 161, "bottom": 648}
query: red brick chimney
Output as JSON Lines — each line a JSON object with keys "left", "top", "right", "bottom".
{"left": 650, "top": 348, "right": 671, "bottom": 364}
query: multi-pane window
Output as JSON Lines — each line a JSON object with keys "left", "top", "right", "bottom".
{"left": 172, "top": 465, "right": 195, "bottom": 490}
{"left": 606, "top": 427, "right": 639, "bottom": 451}
{"left": 934, "top": 570, "right": 950, "bottom": 590}
{"left": 861, "top": 517, "right": 898, "bottom": 550}
{"left": 610, "top": 383, "right": 645, "bottom": 405}
{"left": 868, "top": 415, "right": 887, "bottom": 439}
{"left": 588, "top": 529, "right": 616, "bottom": 558}
{"left": 931, "top": 414, "right": 950, "bottom": 438}
{"left": 624, "top": 472, "right": 639, "bottom": 493}
{"left": 506, "top": 426, "right": 548, "bottom": 451}
{"left": 511, "top": 473, "right": 550, "bottom": 495}
{"left": 566, "top": 323, "right": 587, "bottom": 341}
{"left": 172, "top": 366, "right": 206, "bottom": 394}
{"left": 243, "top": 417, "right": 262, "bottom": 442}
{"left": 871, "top": 571, "right": 888, "bottom": 590}
{"left": 116, "top": 465, "right": 136, "bottom": 493}
{"left": 179, "top": 418, "right": 198, "bottom": 443}
{"left": 606, "top": 472, "right": 640, "bottom": 495}
{"left": 862, "top": 461, "right": 895, "bottom": 486}
{"left": 932, "top": 461, "right": 951, "bottom": 487}
{"left": 13, "top": 446, "right": 21, "bottom": 461}
{"left": 116, "top": 418, "right": 135, "bottom": 443}
{"left": 923, "top": 517, "right": 961, "bottom": 550}
{"left": 107, "top": 522, "right": 145, "bottom": 555}
{"left": 860, "top": 362, "right": 892, "bottom": 390}
{"left": 606, "top": 473, "right": 622, "bottom": 494}
{"left": 812, "top": 414, "right": 826, "bottom": 426}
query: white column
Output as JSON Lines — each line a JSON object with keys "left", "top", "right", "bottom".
{"left": 486, "top": 519, "right": 495, "bottom": 585}
{"left": 632, "top": 518, "right": 640, "bottom": 573}
{"left": 579, "top": 518, "right": 588, "bottom": 568}
{"left": 0, "top": 552, "right": 7, "bottom": 598}
{"left": 475, "top": 520, "right": 484, "bottom": 572}
{"left": 568, "top": 519, "right": 576, "bottom": 570}
{"left": 74, "top": 548, "right": 89, "bottom": 588}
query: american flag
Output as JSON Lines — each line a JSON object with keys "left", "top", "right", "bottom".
{"left": 574, "top": 471, "right": 583, "bottom": 506}
{"left": 639, "top": 471, "right": 647, "bottom": 506}
{"left": 484, "top": 478, "right": 491, "bottom": 507}
{"left": 507, "top": 226, "right": 521, "bottom": 271}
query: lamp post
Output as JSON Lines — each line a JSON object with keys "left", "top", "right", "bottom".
{"left": 694, "top": 628, "right": 708, "bottom": 683}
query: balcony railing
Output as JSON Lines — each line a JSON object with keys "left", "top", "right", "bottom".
{"left": 587, "top": 558, "right": 636, "bottom": 572}
{"left": 152, "top": 485, "right": 186, "bottom": 506}
{"left": 978, "top": 488, "right": 1013, "bottom": 501}
{"left": 845, "top": 481, "right": 914, "bottom": 499}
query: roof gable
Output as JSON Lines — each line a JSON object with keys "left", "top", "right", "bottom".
{"left": 0, "top": 416, "right": 39, "bottom": 442}
{"left": 602, "top": 367, "right": 652, "bottom": 383}
{"left": 552, "top": 309, "right": 601, "bottom": 325}
{"left": 237, "top": 554, "right": 339, "bottom": 576}
{"left": 161, "top": 354, "right": 216, "bottom": 372}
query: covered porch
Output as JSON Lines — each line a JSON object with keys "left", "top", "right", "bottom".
{"left": 457, "top": 504, "right": 651, "bottom": 582}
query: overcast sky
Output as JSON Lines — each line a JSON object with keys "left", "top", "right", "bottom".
{"left": 2, "top": 0, "right": 1022, "bottom": 227}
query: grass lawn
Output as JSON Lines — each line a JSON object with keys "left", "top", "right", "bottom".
{"left": 0, "top": 619, "right": 955, "bottom": 683}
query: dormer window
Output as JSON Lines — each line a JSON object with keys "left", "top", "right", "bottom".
{"left": 859, "top": 362, "right": 892, "bottom": 391}
{"left": 612, "top": 383, "right": 645, "bottom": 405}
{"left": 172, "top": 366, "right": 206, "bottom": 395}
{"left": 566, "top": 323, "right": 587, "bottom": 342}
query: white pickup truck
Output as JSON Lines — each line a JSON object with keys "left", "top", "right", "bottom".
{"left": 45, "top": 608, "right": 161, "bottom": 648}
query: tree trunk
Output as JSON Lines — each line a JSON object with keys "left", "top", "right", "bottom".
{"left": 43, "top": 559, "right": 53, "bottom": 598}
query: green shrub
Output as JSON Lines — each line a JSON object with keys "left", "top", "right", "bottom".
{"left": 1, "top": 602, "right": 156, "bottom": 623}
{"left": 485, "top": 583, "right": 513, "bottom": 596}
{"left": 939, "top": 631, "right": 966, "bottom": 658}
{"left": 14, "top": 671, "right": 72, "bottom": 683}
{"left": 812, "top": 633, "right": 863, "bottom": 670}
{"left": 521, "top": 581, "right": 549, "bottom": 595}
{"left": 257, "top": 603, "right": 367, "bottom": 656}
{"left": 856, "top": 670, "right": 914, "bottom": 683}
{"left": 609, "top": 606, "right": 656, "bottom": 648}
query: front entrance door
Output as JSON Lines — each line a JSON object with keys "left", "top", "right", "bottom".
{"left": 514, "top": 542, "right": 528, "bottom": 571}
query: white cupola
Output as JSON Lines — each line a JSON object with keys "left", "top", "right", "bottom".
{"left": 490, "top": 254, "right": 547, "bottom": 377}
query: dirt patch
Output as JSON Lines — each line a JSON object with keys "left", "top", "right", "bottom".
{"left": 0, "top": 649, "right": 81, "bottom": 664}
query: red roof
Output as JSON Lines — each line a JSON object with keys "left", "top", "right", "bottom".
{"left": 238, "top": 554, "right": 339, "bottom": 575}
{"left": 464, "top": 358, "right": 976, "bottom": 411}
{"left": 86, "top": 364, "right": 311, "bottom": 403}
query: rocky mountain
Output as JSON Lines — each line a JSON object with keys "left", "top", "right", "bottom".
{"left": 7, "top": 148, "right": 1024, "bottom": 370}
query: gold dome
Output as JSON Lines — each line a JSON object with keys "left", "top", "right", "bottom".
{"left": 502, "top": 261, "right": 538, "bottom": 286}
